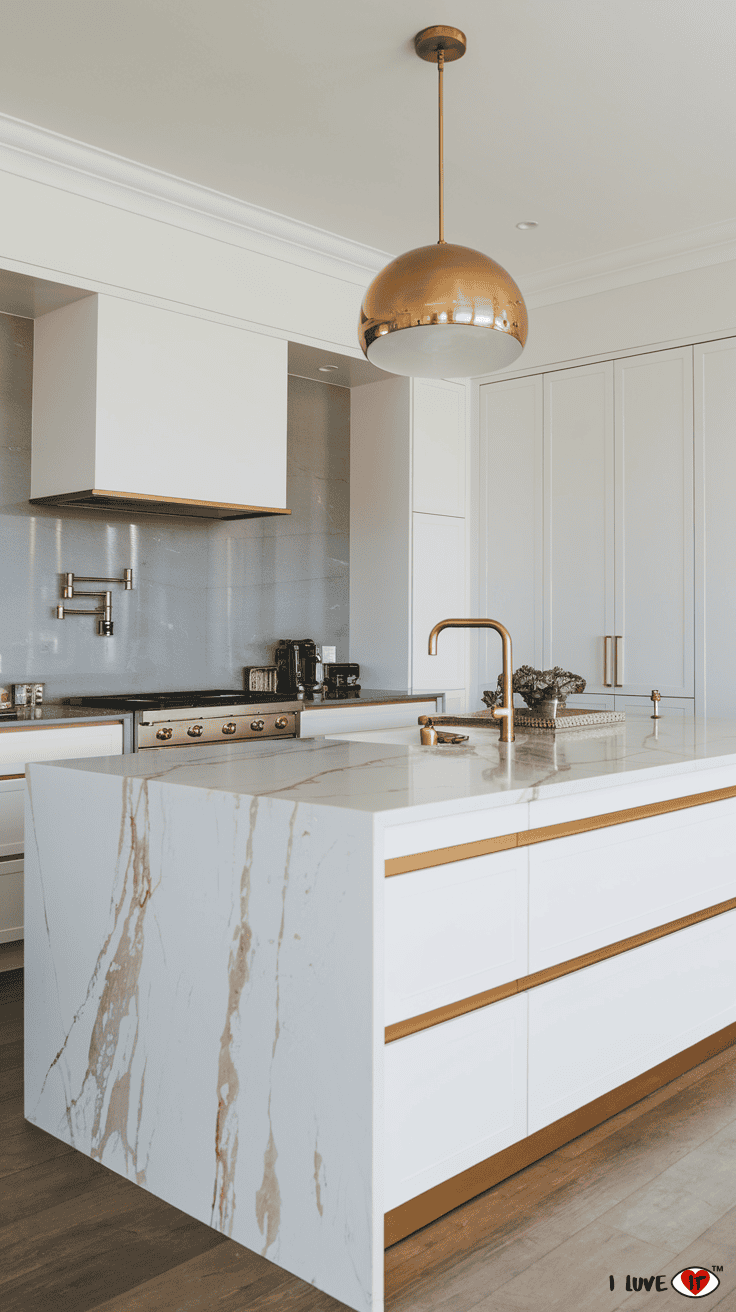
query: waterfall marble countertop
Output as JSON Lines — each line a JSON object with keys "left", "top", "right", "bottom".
{"left": 24, "top": 713, "right": 736, "bottom": 1312}
{"left": 35, "top": 715, "right": 736, "bottom": 825}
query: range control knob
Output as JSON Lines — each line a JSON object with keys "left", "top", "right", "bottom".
{"left": 275, "top": 716, "right": 289, "bottom": 729}
{"left": 156, "top": 727, "right": 173, "bottom": 741}
{"left": 187, "top": 724, "right": 204, "bottom": 738}
{"left": 222, "top": 721, "right": 238, "bottom": 735}
{"left": 250, "top": 718, "right": 265, "bottom": 731}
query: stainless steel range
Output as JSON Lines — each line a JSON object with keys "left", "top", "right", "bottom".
{"left": 64, "top": 690, "right": 297, "bottom": 751}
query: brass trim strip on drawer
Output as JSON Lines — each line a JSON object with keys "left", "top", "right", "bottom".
{"left": 384, "top": 782, "right": 736, "bottom": 876}
{"left": 384, "top": 1020, "right": 736, "bottom": 1247}
{"left": 384, "top": 895, "right": 736, "bottom": 1044}
{"left": 0, "top": 774, "right": 25, "bottom": 782}
{"left": 0, "top": 719, "right": 125, "bottom": 734}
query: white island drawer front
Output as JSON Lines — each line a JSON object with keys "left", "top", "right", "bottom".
{"left": 385, "top": 849, "right": 528, "bottom": 1025}
{"left": 529, "top": 797, "right": 736, "bottom": 973}
{"left": 384, "top": 993, "right": 527, "bottom": 1211}
{"left": 0, "top": 722, "right": 124, "bottom": 772}
{"left": 528, "top": 910, "right": 736, "bottom": 1134}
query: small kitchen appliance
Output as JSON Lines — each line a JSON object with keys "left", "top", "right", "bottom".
{"left": 274, "top": 640, "right": 320, "bottom": 694}
{"left": 13, "top": 682, "right": 45, "bottom": 706}
{"left": 243, "top": 666, "right": 278, "bottom": 693}
{"left": 64, "top": 689, "right": 296, "bottom": 751}
{"left": 322, "top": 663, "right": 361, "bottom": 692}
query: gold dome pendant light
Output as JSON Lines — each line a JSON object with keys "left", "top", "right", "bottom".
{"left": 359, "top": 26, "right": 527, "bottom": 378}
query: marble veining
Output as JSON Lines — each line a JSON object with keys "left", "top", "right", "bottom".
{"left": 25, "top": 765, "right": 379, "bottom": 1312}
{"left": 212, "top": 794, "right": 258, "bottom": 1237}
{"left": 44, "top": 717, "right": 736, "bottom": 823}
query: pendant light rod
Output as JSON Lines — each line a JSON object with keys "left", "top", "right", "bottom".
{"left": 437, "top": 49, "right": 445, "bottom": 244}
{"left": 414, "top": 27, "right": 467, "bottom": 241}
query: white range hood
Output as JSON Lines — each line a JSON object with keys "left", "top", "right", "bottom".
{"left": 30, "top": 294, "right": 290, "bottom": 520}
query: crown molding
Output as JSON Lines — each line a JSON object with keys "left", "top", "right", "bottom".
{"left": 0, "top": 111, "right": 391, "bottom": 287}
{"left": 2, "top": 111, "right": 736, "bottom": 310}
{"left": 522, "top": 217, "right": 736, "bottom": 308}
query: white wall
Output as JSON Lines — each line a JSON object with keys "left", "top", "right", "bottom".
{"left": 0, "top": 166, "right": 367, "bottom": 352}
{"left": 482, "top": 258, "right": 736, "bottom": 379}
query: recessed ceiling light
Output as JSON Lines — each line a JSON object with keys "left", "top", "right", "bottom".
{"left": 318, "top": 364, "right": 339, "bottom": 372}
{"left": 516, "top": 221, "right": 538, "bottom": 230}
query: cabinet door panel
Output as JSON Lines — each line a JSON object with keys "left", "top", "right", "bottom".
{"left": 0, "top": 857, "right": 23, "bottom": 943}
{"left": 300, "top": 700, "right": 438, "bottom": 738}
{"left": 412, "top": 513, "right": 466, "bottom": 691}
{"left": 0, "top": 779, "right": 24, "bottom": 856}
{"left": 614, "top": 349, "right": 694, "bottom": 696}
{"left": 0, "top": 722, "right": 124, "bottom": 770}
{"left": 384, "top": 994, "right": 527, "bottom": 1210}
{"left": 565, "top": 693, "right": 615, "bottom": 712}
{"left": 384, "top": 849, "right": 528, "bottom": 1025}
{"left": 528, "top": 911, "right": 736, "bottom": 1133}
{"left": 479, "top": 376, "right": 542, "bottom": 692}
{"left": 695, "top": 339, "right": 736, "bottom": 717}
{"left": 545, "top": 362, "right": 614, "bottom": 692}
{"left": 412, "top": 379, "right": 466, "bottom": 517}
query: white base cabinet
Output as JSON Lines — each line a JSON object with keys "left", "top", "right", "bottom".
{"left": 0, "top": 720, "right": 124, "bottom": 941}
{"left": 0, "top": 857, "right": 23, "bottom": 945}
{"left": 298, "top": 699, "right": 439, "bottom": 739}
{"left": 567, "top": 693, "right": 694, "bottom": 716}
{"left": 384, "top": 779, "right": 736, "bottom": 1224}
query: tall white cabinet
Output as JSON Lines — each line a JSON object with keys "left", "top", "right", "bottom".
{"left": 614, "top": 349, "right": 693, "bottom": 697}
{"left": 478, "top": 375, "right": 543, "bottom": 698}
{"left": 544, "top": 361, "right": 614, "bottom": 691}
{"left": 695, "top": 338, "right": 736, "bottom": 718}
{"left": 479, "top": 344, "right": 696, "bottom": 712}
{"left": 351, "top": 376, "right": 469, "bottom": 708}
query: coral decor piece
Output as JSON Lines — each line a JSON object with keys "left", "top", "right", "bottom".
{"left": 482, "top": 664, "right": 586, "bottom": 710}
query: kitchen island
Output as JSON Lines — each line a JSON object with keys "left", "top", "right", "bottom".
{"left": 24, "top": 717, "right": 736, "bottom": 1312}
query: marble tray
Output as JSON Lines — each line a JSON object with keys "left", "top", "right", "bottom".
{"left": 430, "top": 708, "right": 626, "bottom": 733}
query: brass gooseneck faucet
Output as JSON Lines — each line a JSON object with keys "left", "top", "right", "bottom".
{"left": 428, "top": 617, "right": 515, "bottom": 743}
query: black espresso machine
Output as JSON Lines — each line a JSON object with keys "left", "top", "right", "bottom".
{"left": 275, "top": 639, "right": 320, "bottom": 694}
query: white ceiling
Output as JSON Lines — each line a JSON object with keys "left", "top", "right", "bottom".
{"left": 1, "top": 0, "right": 735, "bottom": 290}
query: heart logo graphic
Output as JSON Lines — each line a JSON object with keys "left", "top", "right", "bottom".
{"left": 683, "top": 1271, "right": 711, "bottom": 1292}
{"left": 671, "top": 1267, "right": 720, "bottom": 1298}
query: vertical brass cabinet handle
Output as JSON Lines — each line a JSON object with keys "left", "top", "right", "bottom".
{"left": 604, "top": 636, "right": 612, "bottom": 687}
{"left": 614, "top": 635, "right": 623, "bottom": 687}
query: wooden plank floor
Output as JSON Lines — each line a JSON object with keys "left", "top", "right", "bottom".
{"left": 3, "top": 981, "right": 736, "bottom": 1312}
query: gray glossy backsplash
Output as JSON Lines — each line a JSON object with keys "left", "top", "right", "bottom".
{"left": 0, "top": 313, "right": 349, "bottom": 697}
